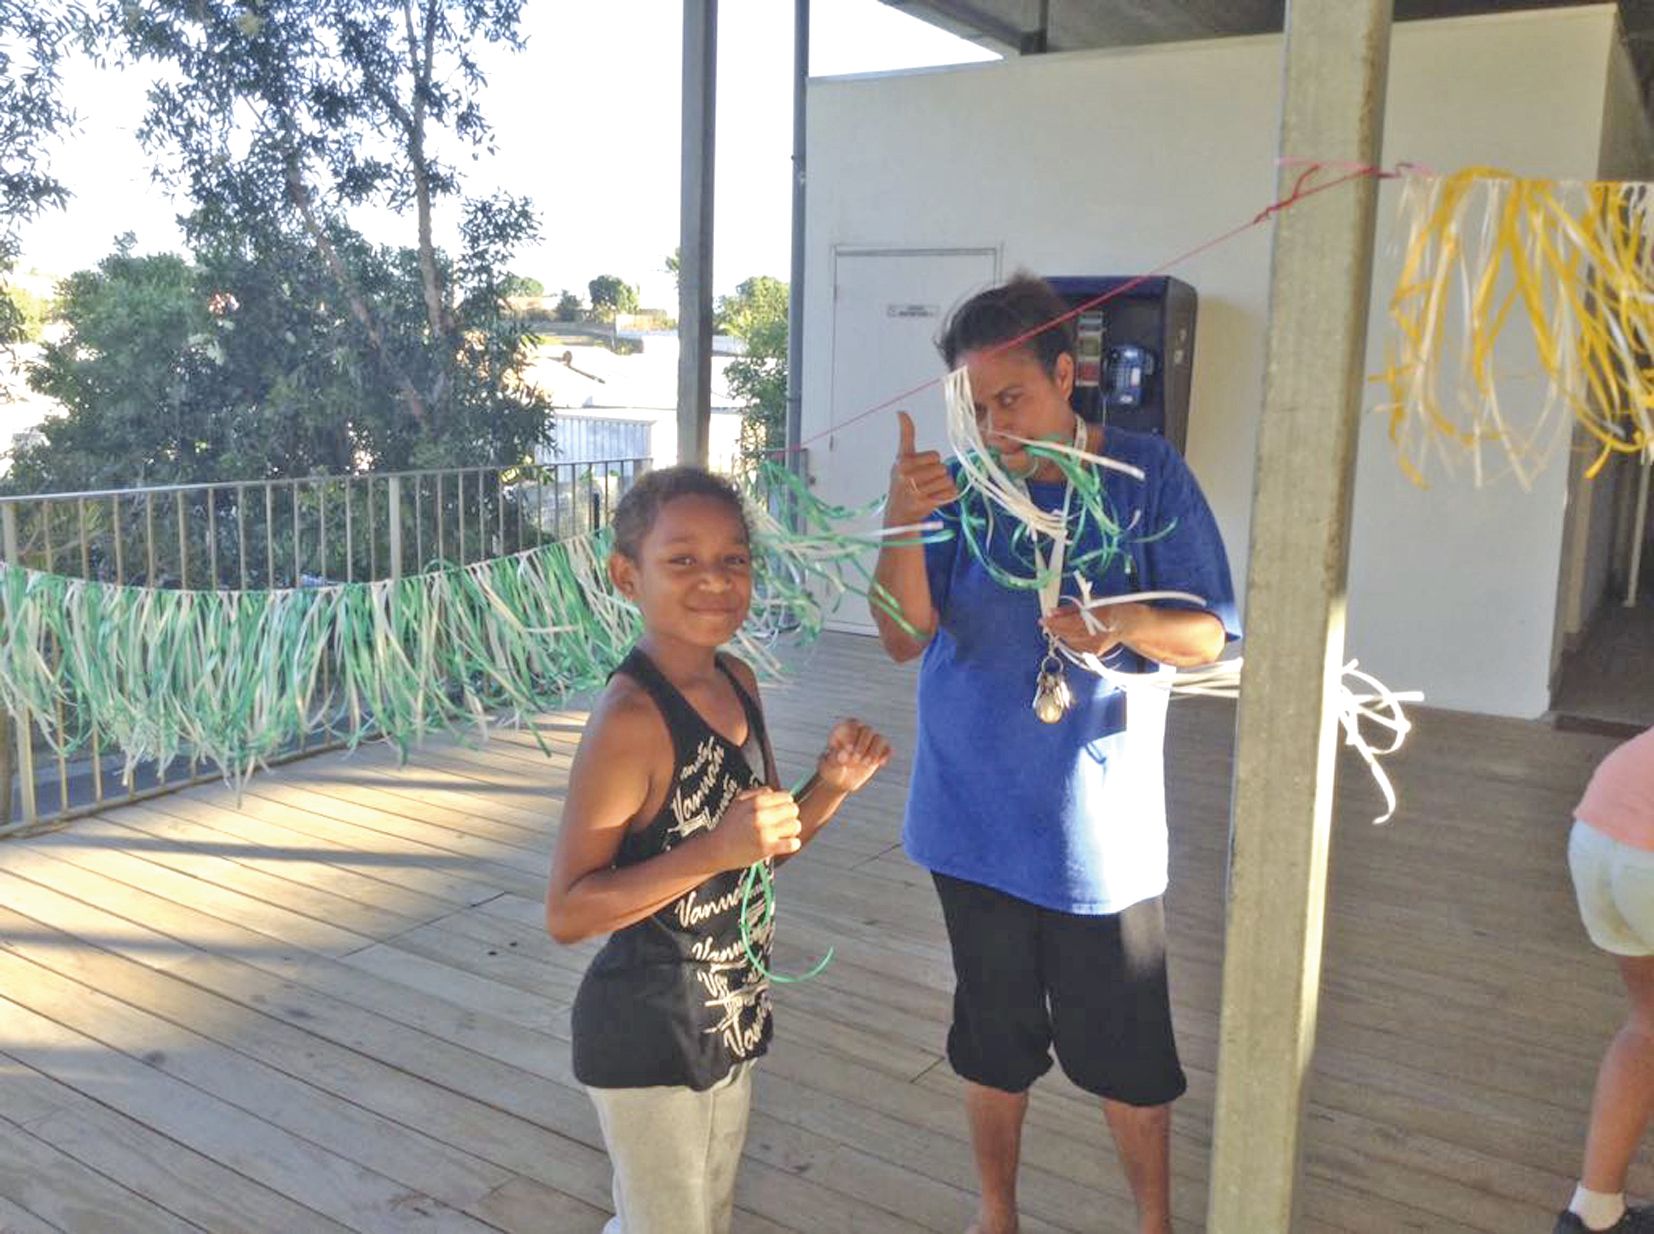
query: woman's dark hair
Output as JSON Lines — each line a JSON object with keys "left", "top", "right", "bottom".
{"left": 610, "top": 465, "right": 750, "bottom": 560}
{"left": 938, "top": 273, "right": 1075, "bottom": 374}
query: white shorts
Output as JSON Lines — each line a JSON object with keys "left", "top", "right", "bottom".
{"left": 1569, "top": 819, "right": 1654, "bottom": 957}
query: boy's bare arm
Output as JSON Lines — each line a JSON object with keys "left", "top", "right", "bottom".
{"left": 545, "top": 683, "right": 799, "bottom": 944}
{"left": 722, "top": 656, "right": 890, "bottom": 860}
{"left": 794, "top": 718, "right": 891, "bottom": 843}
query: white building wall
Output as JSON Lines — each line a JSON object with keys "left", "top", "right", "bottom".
{"left": 803, "top": 6, "right": 1621, "bottom": 717}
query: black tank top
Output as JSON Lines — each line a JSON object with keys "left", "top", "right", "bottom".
{"left": 571, "top": 647, "right": 777, "bottom": 1090}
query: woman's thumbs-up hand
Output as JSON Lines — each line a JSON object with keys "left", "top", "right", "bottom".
{"left": 887, "top": 410, "right": 959, "bottom": 524}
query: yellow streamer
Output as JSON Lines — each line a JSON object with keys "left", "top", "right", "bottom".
{"left": 1378, "top": 168, "right": 1654, "bottom": 487}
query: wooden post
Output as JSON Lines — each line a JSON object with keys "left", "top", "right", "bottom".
{"left": 1624, "top": 451, "right": 1649, "bottom": 608}
{"left": 1, "top": 503, "right": 36, "bottom": 827}
{"left": 1207, "top": 2, "right": 1392, "bottom": 1230}
{"left": 677, "top": 0, "right": 717, "bottom": 467}
{"left": 387, "top": 475, "right": 403, "bottom": 582}
{"left": 0, "top": 689, "right": 10, "bottom": 829}
{"left": 784, "top": 0, "right": 808, "bottom": 479}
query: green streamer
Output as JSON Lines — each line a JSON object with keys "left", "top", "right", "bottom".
{"left": 0, "top": 463, "right": 949, "bottom": 797}
{"left": 738, "top": 773, "right": 834, "bottom": 986}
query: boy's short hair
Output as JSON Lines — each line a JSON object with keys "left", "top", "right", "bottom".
{"left": 938, "top": 273, "right": 1075, "bottom": 376}
{"left": 610, "top": 466, "right": 750, "bottom": 560}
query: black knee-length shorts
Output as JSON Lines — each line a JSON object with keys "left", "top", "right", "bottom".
{"left": 932, "top": 871, "right": 1186, "bottom": 1107}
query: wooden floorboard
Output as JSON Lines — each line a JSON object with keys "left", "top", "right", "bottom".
{"left": 0, "top": 629, "right": 1646, "bottom": 1232}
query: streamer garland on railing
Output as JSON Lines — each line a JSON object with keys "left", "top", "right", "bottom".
{"left": 0, "top": 469, "right": 924, "bottom": 791}
{"left": 1379, "top": 167, "right": 1654, "bottom": 487}
{"left": 0, "top": 533, "right": 615, "bottom": 782}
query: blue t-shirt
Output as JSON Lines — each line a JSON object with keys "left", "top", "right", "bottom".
{"left": 902, "top": 428, "right": 1239, "bottom": 915}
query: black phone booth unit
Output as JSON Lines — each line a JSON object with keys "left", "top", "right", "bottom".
{"left": 1044, "top": 275, "right": 1197, "bottom": 455}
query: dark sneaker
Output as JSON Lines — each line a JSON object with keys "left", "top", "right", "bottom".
{"left": 1553, "top": 1206, "right": 1654, "bottom": 1234}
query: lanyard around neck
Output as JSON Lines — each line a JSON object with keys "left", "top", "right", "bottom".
{"left": 1020, "top": 417, "right": 1087, "bottom": 619}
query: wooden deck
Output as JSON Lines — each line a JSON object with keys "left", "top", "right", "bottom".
{"left": 0, "top": 630, "right": 1646, "bottom": 1232}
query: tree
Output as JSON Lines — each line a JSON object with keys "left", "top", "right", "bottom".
{"left": 554, "top": 289, "right": 583, "bottom": 321}
{"left": 717, "top": 276, "right": 788, "bottom": 468}
{"left": 501, "top": 273, "right": 543, "bottom": 298}
{"left": 587, "top": 274, "right": 638, "bottom": 321}
{"left": 10, "top": 228, "right": 553, "bottom": 491}
{"left": 664, "top": 247, "right": 680, "bottom": 294}
{"left": 69, "top": 0, "right": 552, "bottom": 469}
{"left": 12, "top": 244, "right": 222, "bottom": 489}
{"left": 0, "top": 1, "right": 80, "bottom": 347}
{"left": 2, "top": 280, "right": 52, "bottom": 343}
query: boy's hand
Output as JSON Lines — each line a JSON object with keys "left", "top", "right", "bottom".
{"left": 816, "top": 719, "right": 892, "bottom": 795}
{"left": 712, "top": 788, "right": 802, "bottom": 867}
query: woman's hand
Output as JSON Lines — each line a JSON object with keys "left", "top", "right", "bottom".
{"left": 816, "top": 718, "right": 892, "bottom": 795}
{"left": 1042, "top": 601, "right": 1226, "bottom": 667}
{"left": 888, "top": 411, "right": 959, "bottom": 525}
{"left": 1041, "top": 601, "right": 1146, "bottom": 658}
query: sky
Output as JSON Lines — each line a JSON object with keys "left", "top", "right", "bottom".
{"left": 14, "top": 1, "right": 997, "bottom": 310}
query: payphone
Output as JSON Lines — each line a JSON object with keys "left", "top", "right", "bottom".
{"left": 1044, "top": 275, "right": 1197, "bottom": 455}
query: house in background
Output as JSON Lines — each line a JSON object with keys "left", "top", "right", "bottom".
{"left": 526, "top": 331, "right": 748, "bottom": 473}
{"left": 802, "top": 3, "right": 1653, "bottom": 724}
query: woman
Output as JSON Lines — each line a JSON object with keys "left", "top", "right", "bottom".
{"left": 870, "top": 274, "right": 1239, "bottom": 1234}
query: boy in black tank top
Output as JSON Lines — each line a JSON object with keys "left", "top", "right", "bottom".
{"left": 546, "top": 466, "right": 891, "bottom": 1234}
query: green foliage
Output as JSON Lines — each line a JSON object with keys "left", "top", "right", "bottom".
{"left": 1, "top": 281, "right": 53, "bottom": 342}
{"left": 718, "top": 276, "right": 789, "bottom": 467}
{"left": 502, "top": 273, "right": 544, "bottom": 298}
{"left": 587, "top": 274, "right": 638, "bottom": 321}
{"left": 13, "top": 246, "right": 209, "bottom": 489}
{"left": 554, "top": 289, "right": 583, "bottom": 321}
{"left": 6, "top": 0, "right": 554, "bottom": 492}
{"left": 10, "top": 217, "right": 554, "bottom": 492}
{"left": 1, "top": 1, "right": 82, "bottom": 348}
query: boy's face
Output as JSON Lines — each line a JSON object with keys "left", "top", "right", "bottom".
{"left": 963, "top": 345, "right": 1078, "bottom": 479}
{"left": 610, "top": 493, "right": 752, "bottom": 648}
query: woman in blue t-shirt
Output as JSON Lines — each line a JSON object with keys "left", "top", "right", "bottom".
{"left": 870, "top": 274, "right": 1239, "bottom": 1234}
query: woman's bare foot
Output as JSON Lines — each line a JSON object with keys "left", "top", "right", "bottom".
{"left": 965, "top": 1209, "right": 1018, "bottom": 1234}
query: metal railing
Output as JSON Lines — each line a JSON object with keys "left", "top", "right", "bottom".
{"left": 0, "top": 456, "right": 649, "bottom": 836}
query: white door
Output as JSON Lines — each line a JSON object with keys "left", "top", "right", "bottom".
{"left": 817, "top": 248, "right": 998, "bottom": 634}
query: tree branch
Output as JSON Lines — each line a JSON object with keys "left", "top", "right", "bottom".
{"left": 402, "top": 0, "right": 450, "bottom": 345}
{"left": 284, "top": 156, "right": 429, "bottom": 428}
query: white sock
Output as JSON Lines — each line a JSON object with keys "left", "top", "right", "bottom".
{"left": 1571, "top": 1184, "right": 1627, "bottom": 1231}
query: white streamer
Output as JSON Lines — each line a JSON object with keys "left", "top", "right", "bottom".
{"left": 1078, "top": 655, "right": 1421, "bottom": 824}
